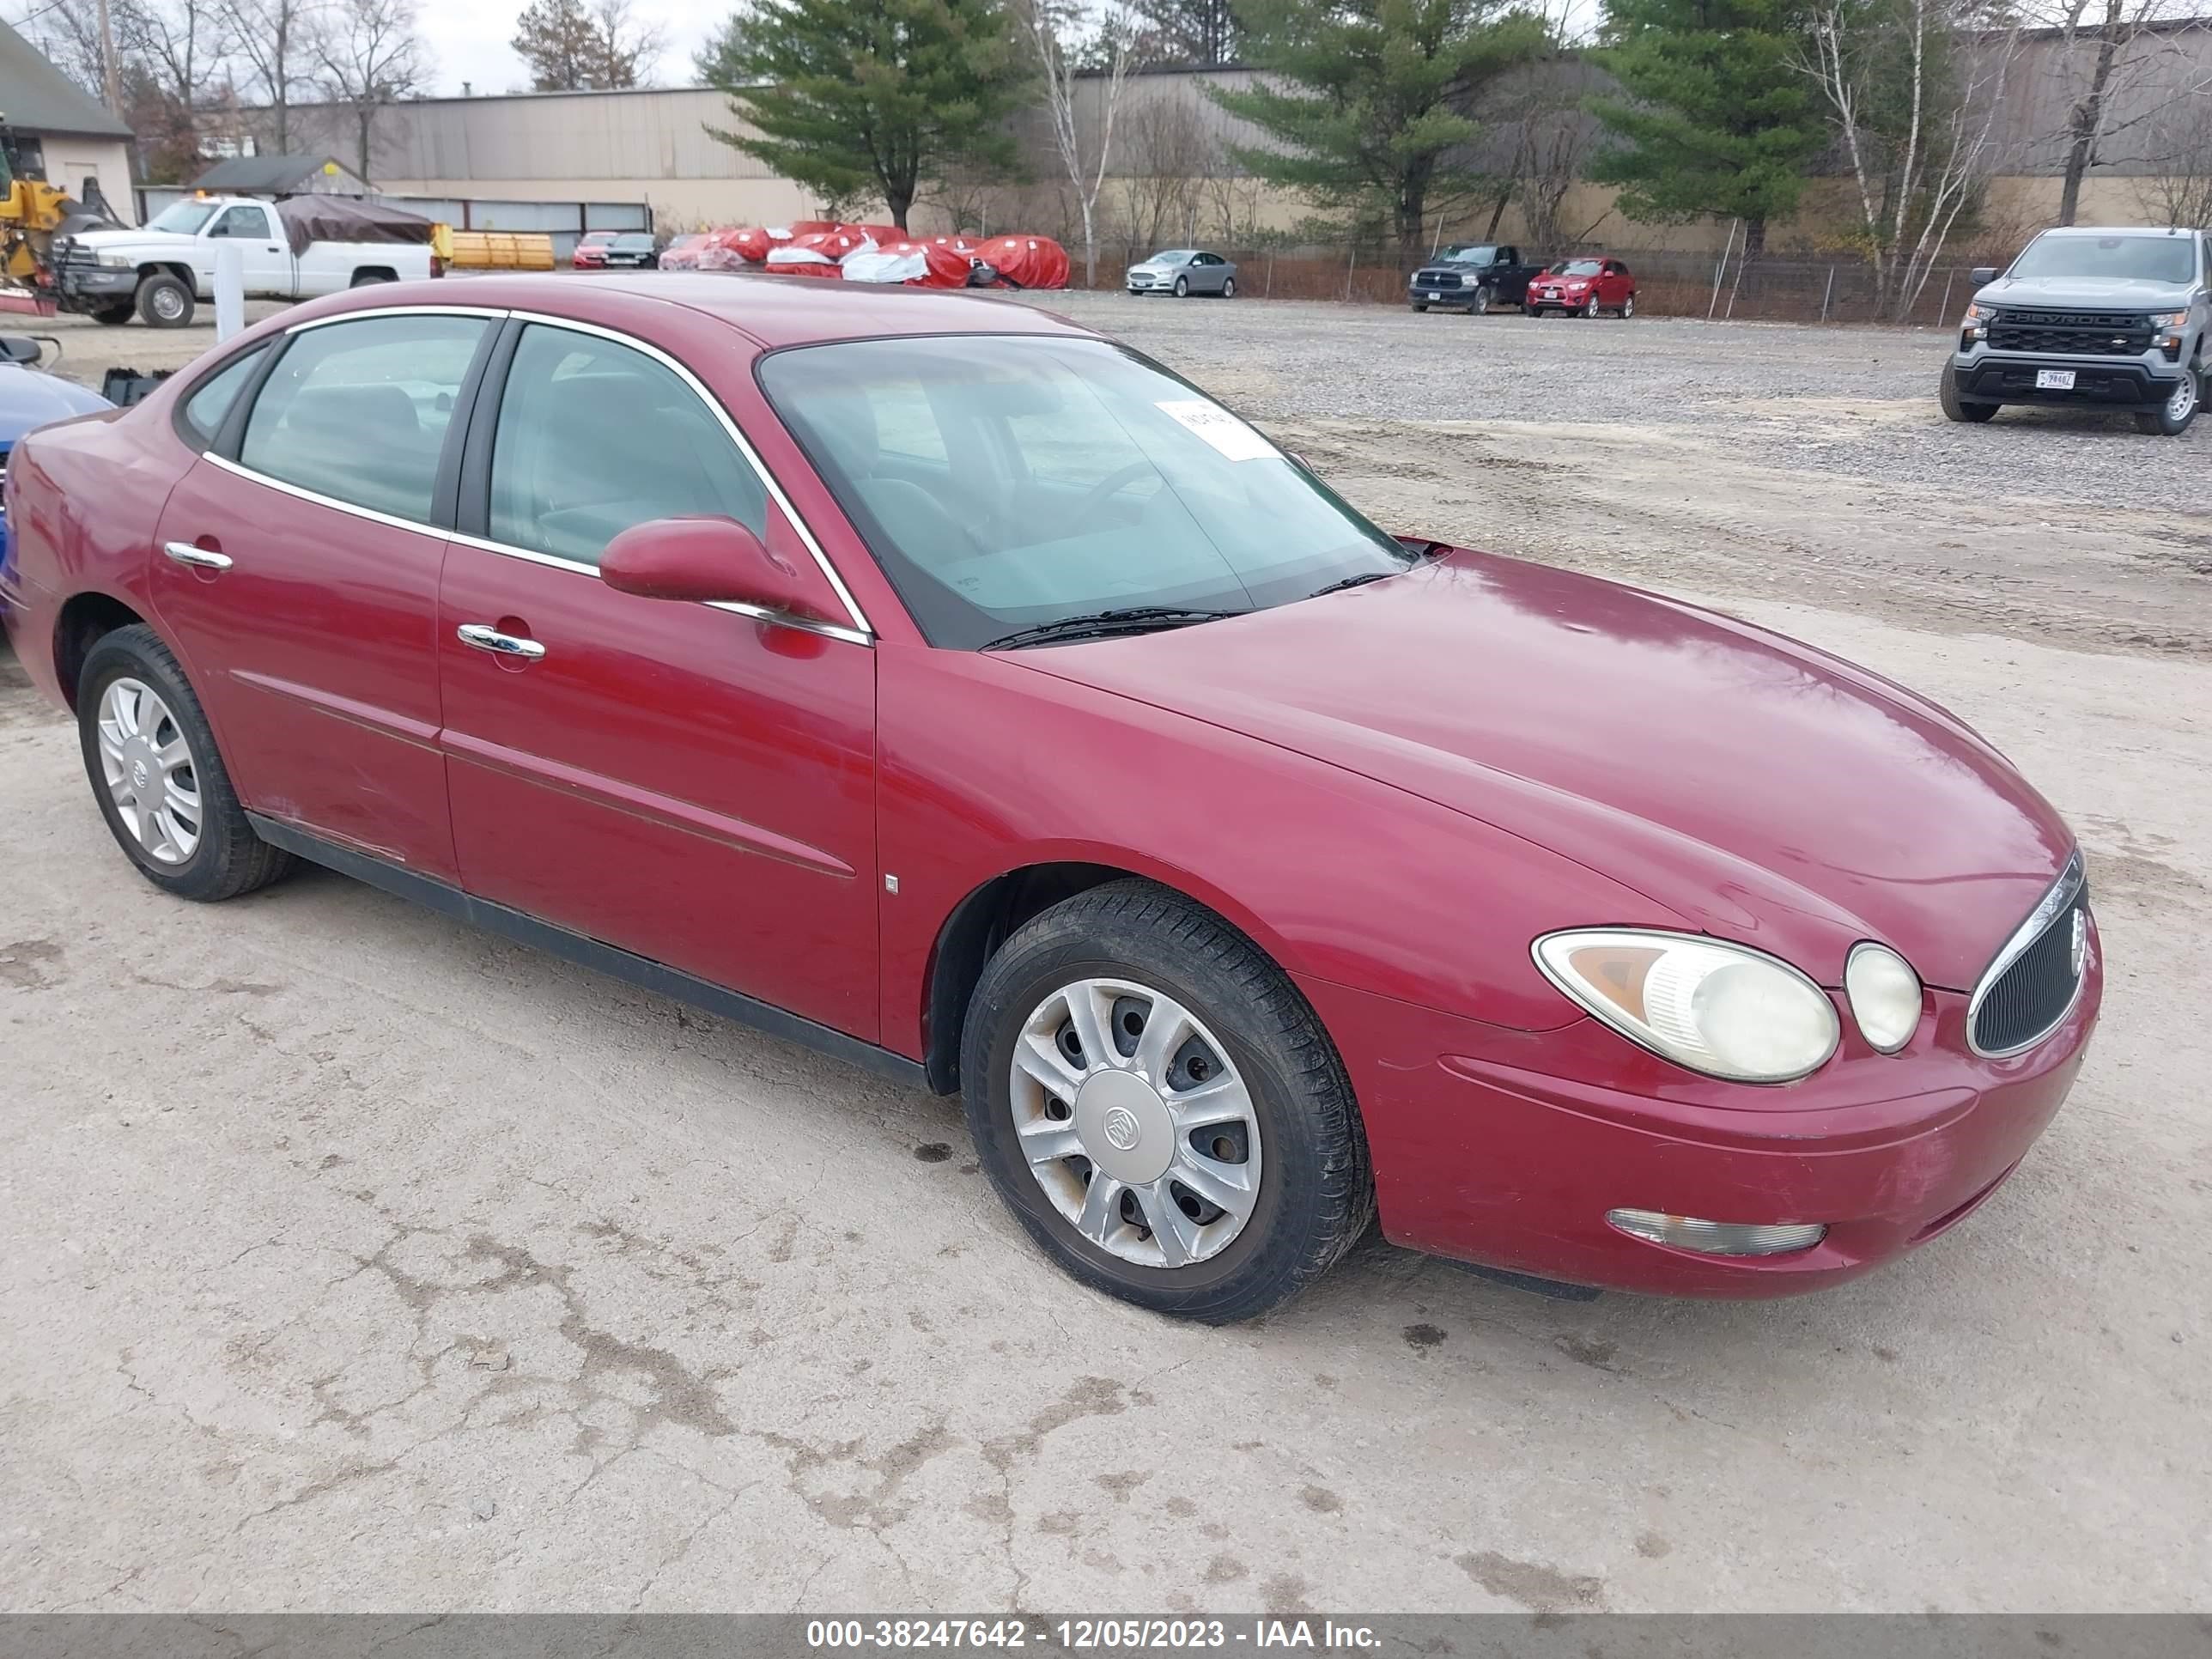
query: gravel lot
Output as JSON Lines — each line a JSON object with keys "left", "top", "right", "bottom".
{"left": 3, "top": 293, "right": 2208, "bottom": 1615}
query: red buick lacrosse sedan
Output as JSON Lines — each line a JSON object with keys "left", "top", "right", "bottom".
{"left": 0, "top": 275, "right": 2099, "bottom": 1321}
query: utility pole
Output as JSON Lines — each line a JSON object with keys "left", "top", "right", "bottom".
{"left": 95, "top": 0, "right": 123, "bottom": 115}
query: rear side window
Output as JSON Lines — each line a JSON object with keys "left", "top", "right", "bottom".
{"left": 486, "top": 323, "right": 766, "bottom": 567}
{"left": 240, "top": 313, "right": 489, "bottom": 523}
{"left": 179, "top": 343, "right": 269, "bottom": 445}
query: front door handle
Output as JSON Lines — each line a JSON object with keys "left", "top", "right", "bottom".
{"left": 456, "top": 623, "right": 546, "bottom": 660}
{"left": 162, "top": 541, "right": 232, "bottom": 570}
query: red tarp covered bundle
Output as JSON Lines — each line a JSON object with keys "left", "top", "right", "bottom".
{"left": 724, "top": 226, "right": 781, "bottom": 264}
{"left": 975, "top": 234, "right": 1069, "bottom": 289}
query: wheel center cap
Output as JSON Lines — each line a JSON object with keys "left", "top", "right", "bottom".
{"left": 131, "top": 757, "right": 149, "bottom": 792}
{"left": 1074, "top": 1068, "right": 1175, "bottom": 1185}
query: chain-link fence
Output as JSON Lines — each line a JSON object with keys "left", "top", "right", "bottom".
{"left": 1068, "top": 239, "right": 1989, "bottom": 326}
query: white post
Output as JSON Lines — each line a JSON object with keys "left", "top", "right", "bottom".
{"left": 213, "top": 242, "right": 245, "bottom": 342}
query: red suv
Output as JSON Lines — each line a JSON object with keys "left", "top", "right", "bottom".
{"left": 1527, "top": 258, "right": 1638, "bottom": 318}
{"left": 0, "top": 276, "right": 2096, "bottom": 1321}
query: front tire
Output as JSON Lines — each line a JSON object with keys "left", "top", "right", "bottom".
{"left": 2133, "top": 368, "right": 2200, "bottom": 435}
{"left": 1470, "top": 287, "right": 1491, "bottom": 315}
{"left": 1173, "top": 276, "right": 1189, "bottom": 298}
{"left": 1583, "top": 295, "right": 1601, "bottom": 318}
{"left": 1939, "top": 363, "right": 1998, "bottom": 422}
{"left": 135, "top": 272, "right": 193, "bottom": 329}
{"left": 960, "top": 879, "right": 1373, "bottom": 1323}
{"left": 76, "top": 626, "right": 295, "bottom": 902}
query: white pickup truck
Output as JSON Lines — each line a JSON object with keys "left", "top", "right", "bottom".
{"left": 50, "top": 194, "right": 441, "bottom": 329}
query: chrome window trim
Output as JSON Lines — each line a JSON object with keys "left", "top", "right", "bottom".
{"left": 205, "top": 451, "right": 447, "bottom": 541}
{"left": 444, "top": 528, "right": 872, "bottom": 647}
{"left": 1966, "top": 851, "right": 2088, "bottom": 1059}
{"left": 285, "top": 303, "right": 514, "bottom": 332}
{"left": 502, "top": 308, "right": 874, "bottom": 640}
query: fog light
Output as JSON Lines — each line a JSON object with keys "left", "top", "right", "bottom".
{"left": 1606, "top": 1209, "right": 1826, "bottom": 1256}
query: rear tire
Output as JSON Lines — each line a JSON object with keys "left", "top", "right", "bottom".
{"left": 1620, "top": 294, "right": 1637, "bottom": 319}
{"left": 135, "top": 272, "right": 193, "bottom": 329}
{"left": 76, "top": 625, "right": 295, "bottom": 902}
{"left": 1220, "top": 276, "right": 1236, "bottom": 299}
{"left": 960, "top": 878, "right": 1374, "bottom": 1323}
{"left": 1940, "top": 364, "right": 1998, "bottom": 422}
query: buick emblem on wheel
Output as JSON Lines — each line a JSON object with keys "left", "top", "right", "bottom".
{"left": 1102, "top": 1106, "right": 1142, "bottom": 1151}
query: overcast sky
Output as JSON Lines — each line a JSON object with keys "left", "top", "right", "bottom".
{"left": 421, "top": 0, "right": 727, "bottom": 98}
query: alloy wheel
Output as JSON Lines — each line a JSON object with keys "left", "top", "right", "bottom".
{"left": 1009, "top": 976, "right": 1262, "bottom": 1269}
{"left": 96, "top": 678, "right": 201, "bottom": 864}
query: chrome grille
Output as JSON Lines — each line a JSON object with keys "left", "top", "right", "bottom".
{"left": 1968, "top": 855, "right": 2089, "bottom": 1058}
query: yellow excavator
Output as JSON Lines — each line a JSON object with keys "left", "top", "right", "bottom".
{"left": 0, "top": 113, "right": 118, "bottom": 289}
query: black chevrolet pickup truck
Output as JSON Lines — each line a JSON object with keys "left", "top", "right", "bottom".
{"left": 1407, "top": 244, "right": 1546, "bottom": 314}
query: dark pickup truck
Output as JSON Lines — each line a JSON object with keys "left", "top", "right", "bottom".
{"left": 1407, "top": 244, "right": 1546, "bottom": 314}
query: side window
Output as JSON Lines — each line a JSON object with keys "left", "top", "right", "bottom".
{"left": 179, "top": 342, "right": 270, "bottom": 445}
{"left": 488, "top": 323, "right": 767, "bottom": 568}
{"left": 240, "top": 313, "right": 489, "bottom": 523}
{"left": 210, "top": 205, "right": 270, "bottom": 240}
{"left": 1499, "top": 247, "right": 1517, "bottom": 265}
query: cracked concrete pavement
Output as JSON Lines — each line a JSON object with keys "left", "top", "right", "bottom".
{"left": 2, "top": 301, "right": 2209, "bottom": 1613}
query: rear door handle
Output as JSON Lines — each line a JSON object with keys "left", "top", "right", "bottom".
{"left": 162, "top": 541, "right": 232, "bottom": 570}
{"left": 456, "top": 623, "right": 546, "bottom": 660}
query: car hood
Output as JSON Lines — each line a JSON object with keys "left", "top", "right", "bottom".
{"left": 1007, "top": 551, "right": 2073, "bottom": 991}
{"left": 0, "top": 365, "right": 112, "bottom": 436}
{"left": 1976, "top": 274, "right": 2196, "bottom": 309}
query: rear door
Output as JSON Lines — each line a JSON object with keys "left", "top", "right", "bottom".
{"left": 149, "top": 308, "right": 499, "bottom": 880}
{"left": 436, "top": 317, "right": 881, "bottom": 1038}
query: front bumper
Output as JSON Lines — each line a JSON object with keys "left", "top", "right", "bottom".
{"left": 1408, "top": 284, "right": 1474, "bottom": 307}
{"left": 53, "top": 264, "right": 138, "bottom": 300}
{"left": 1301, "top": 933, "right": 2100, "bottom": 1297}
{"left": 1953, "top": 350, "right": 2187, "bottom": 407}
{"left": 1528, "top": 289, "right": 1590, "bottom": 308}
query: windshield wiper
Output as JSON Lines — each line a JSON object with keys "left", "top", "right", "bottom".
{"left": 1306, "top": 571, "right": 1394, "bottom": 599}
{"left": 979, "top": 607, "right": 1245, "bottom": 651}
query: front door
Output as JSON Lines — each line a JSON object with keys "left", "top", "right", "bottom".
{"left": 204, "top": 202, "right": 292, "bottom": 295}
{"left": 149, "top": 310, "right": 495, "bottom": 881}
{"left": 437, "top": 318, "right": 880, "bottom": 1040}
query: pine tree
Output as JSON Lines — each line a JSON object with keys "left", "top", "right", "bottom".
{"left": 512, "top": 0, "right": 659, "bottom": 90}
{"left": 1588, "top": 0, "right": 1827, "bottom": 262}
{"left": 699, "top": 0, "right": 1031, "bottom": 231}
{"left": 1206, "top": 0, "right": 1547, "bottom": 269}
{"left": 1125, "top": 0, "right": 1240, "bottom": 67}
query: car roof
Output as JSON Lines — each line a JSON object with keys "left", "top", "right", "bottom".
{"left": 2033, "top": 224, "right": 2194, "bottom": 237}
{"left": 278, "top": 270, "right": 1098, "bottom": 350}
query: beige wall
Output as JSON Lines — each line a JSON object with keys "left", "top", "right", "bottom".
{"left": 42, "top": 136, "right": 134, "bottom": 225}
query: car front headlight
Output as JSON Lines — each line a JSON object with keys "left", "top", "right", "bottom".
{"left": 2146, "top": 310, "right": 2188, "bottom": 328}
{"left": 1533, "top": 929, "right": 1841, "bottom": 1083}
{"left": 96, "top": 252, "right": 135, "bottom": 269}
{"left": 1844, "top": 942, "right": 1922, "bottom": 1053}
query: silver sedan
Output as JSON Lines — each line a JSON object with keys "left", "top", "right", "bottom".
{"left": 1125, "top": 249, "right": 1239, "bottom": 297}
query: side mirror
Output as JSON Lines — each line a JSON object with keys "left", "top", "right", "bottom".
{"left": 600, "top": 515, "right": 825, "bottom": 617}
{"left": 1968, "top": 266, "right": 1998, "bottom": 286}
{"left": 0, "top": 335, "right": 41, "bottom": 365}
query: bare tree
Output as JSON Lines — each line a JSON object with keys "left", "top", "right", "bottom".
{"left": 588, "top": 0, "right": 665, "bottom": 86}
{"left": 2133, "top": 95, "right": 2212, "bottom": 226}
{"left": 225, "top": 0, "right": 320, "bottom": 152}
{"left": 1802, "top": 0, "right": 2022, "bottom": 320}
{"left": 2028, "top": 0, "right": 2212, "bottom": 224}
{"left": 313, "top": 0, "right": 428, "bottom": 179}
{"left": 1118, "top": 90, "right": 1210, "bottom": 250}
{"left": 1025, "top": 0, "right": 1134, "bottom": 284}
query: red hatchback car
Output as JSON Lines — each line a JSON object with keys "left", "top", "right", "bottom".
{"left": 1527, "top": 257, "right": 1637, "bottom": 318}
{"left": 0, "top": 276, "right": 2098, "bottom": 1322}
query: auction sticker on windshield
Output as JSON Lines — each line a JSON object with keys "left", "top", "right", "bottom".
{"left": 1157, "top": 399, "right": 1276, "bottom": 461}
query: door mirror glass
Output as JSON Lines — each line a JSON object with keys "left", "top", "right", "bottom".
{"left": 600, "top": 515, "right": 821, "bottom": 616}
{"left": 1968, "top": 266, "right": 1998, "bottom": 285}
{"left": 0, "top": 335, "right": 41, "bottom": 365}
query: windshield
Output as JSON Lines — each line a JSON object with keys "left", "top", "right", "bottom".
{"left": 1438, "top": 244, "right": 1496, "bottom": 265}
{"left": 613, "top": 234, "right": 654, "bottom": 249}
{"left": 1146, "top": 250, "right": 1193, "bottom": 264}
{"left": 148, "top": 200, "right": 217, "bottom": 234}
{"left": 2009, "top": 233, "right": 2196, "bottom": 284}
{"left": 759, "top": 335, "right": 1414, "bottom": 650}
{"left": 1550, "top": 259, "right": 1603, "bottom": 276}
